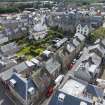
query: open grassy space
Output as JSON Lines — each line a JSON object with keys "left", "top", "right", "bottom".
{"left": 16, "top": 38, "right": 46, "bottom": 60}
{"left": 16, "top": 29, "right": 63, "bottom": 60}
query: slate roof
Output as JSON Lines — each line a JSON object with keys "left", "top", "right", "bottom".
{"left": 49, "top": 78, "right": 104, "bottom": 105}
{"left": 0, "top": 31, "right": 8, "bottom": 44}
{"left": 5, "top": 27, "right": 25, "bottom": 40}
{"left": 0, "top": 62, "right": 28, "bottom": 81}
{"left": 48, "top": 90, "right": 92, "bottom": 105}
{"left": 10, "top": 73, "right": 37, "bottom": 100}
{"left": 86, "top": 84, "right": 104, "bottom": 97}
{"left": 82, "top": 52, "right": 101, "bottom": 67}
{"left": 74, "top": 33, "right": 85, "bottom": 42}
{"left": 5, "top": 28, "right": 15, "bottom": 37}
{"left": 0, "top": 42, "right": 20, "bottom": 56}
{"left": 90, "top": 16, "right": 103, "bottom": 22}
{"left": 45, "top": 58, "right": 61, "bottom": 74}
{"left": 88, "top": 44, "right": 105, "bottom": 57}
{"left": 72, "top": 38, "right": 80, "bottom": 47}
{"left": 66, "top": 43, "right": 76, "bottom": 53}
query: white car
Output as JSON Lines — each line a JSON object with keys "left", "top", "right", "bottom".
{"left": 55, "top": 75, "right": 64, "bottom": 85}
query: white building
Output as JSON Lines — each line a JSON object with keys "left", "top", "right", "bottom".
{"left": 29, "top": 15, "right": 48, "bottom": 41}
{"left": 76, "top": 24, "right": 89, "bottom": 36}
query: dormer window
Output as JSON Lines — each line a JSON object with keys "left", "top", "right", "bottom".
{"left": 28, "top": 87, "right": 35, "bottom": 95}
{"left": 10, "top": 79, "right": 16, "bottom": 88}
{"left": 58, "top": 93, "right": 66, "bottom": 102}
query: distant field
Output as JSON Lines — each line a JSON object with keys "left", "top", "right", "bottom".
{"left": 65, "top": 0, "right": 99, "bottom": 3}
{"left": 0, "top": 0, "right": 98, "bottom": 2}
{"left": 0, "top": 0, "right": 100, "bottom": 4}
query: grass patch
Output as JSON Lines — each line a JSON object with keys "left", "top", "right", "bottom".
{"left": 16, "top": 38, "right": 46, "bottom": 60}
{"left": 0, "top": 24, "right": 5, "bottom": 31}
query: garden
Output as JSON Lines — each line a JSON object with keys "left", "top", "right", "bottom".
{"left": 16, "top": 29, "right": 63, "bottom": 60}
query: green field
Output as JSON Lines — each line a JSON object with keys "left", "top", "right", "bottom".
{"left": 0, "top": 0, "right": 99, "bottom": 3}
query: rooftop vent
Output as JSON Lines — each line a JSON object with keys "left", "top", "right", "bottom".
{"left": 58, "top": 93, "right": 66, "bottom": 102}
{"left": 25, "top": 61, "right": 34, "bottom": 67}
{"left": 31, "top": 58, "right": 40, "bottom": 65}
{"left": 43, "top": 50, "right": 51, "bottom": 57}
{"left": 10, "top": 79, "right": 16, "bottom": 88}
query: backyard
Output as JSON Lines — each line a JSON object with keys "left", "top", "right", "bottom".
{"left": 16, "top": 38, "right": 46, "bottom": 60}
{"left": 16, "top": 30, "right": 63, "bottom": 60}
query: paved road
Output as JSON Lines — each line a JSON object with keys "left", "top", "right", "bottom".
{"left": 0, "top": 83, "right": 14, "bottom": 105}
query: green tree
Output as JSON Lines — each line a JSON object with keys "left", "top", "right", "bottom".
{"left": 90, "top": 27, "right": 105, "bottom": 42}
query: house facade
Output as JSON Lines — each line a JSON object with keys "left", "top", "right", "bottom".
{"left": 76, "top": 24, "right": 89, "bottom": 36}
{"left": 57, "top": 30, "right": 88, "bottom": 71}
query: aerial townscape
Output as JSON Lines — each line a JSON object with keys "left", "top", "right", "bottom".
{"left": 1, "top": 0, "right": 105, "bottom": 105}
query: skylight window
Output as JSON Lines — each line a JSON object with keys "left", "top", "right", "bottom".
{"left": 10, "top": 79, "right": 16, "bottom": 88}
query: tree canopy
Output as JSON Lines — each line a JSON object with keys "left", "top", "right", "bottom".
{"left": 90, "top": 27, "right": 105, "bottom": 42}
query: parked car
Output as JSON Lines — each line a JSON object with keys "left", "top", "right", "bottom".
{"left": 72, "top": 59, "right": 77, "bottom": 64}
{"left": 76, "top": 51, "right": 83, "bottom": 60}
{"left": 55, "top": 74, "right": 64, "bottom": 85}
{"left": 46, "top": 85, "right": 54, "bottom": 97}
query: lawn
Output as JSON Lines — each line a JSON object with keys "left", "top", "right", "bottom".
{"left": 16, "top": 43, "right": 45, "bottom": 60}
{"left": 16, "top": 46, "right": 45, "bottom": 60}
{"left": 16, "top": 37, "right": 47, "bottom": 60}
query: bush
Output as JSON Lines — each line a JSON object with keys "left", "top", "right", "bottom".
{"left": 90, "top": 27, "right": 105, "bottom": 42}
{"left": 0, "top": 7, "right": 18, "bottom": 13}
